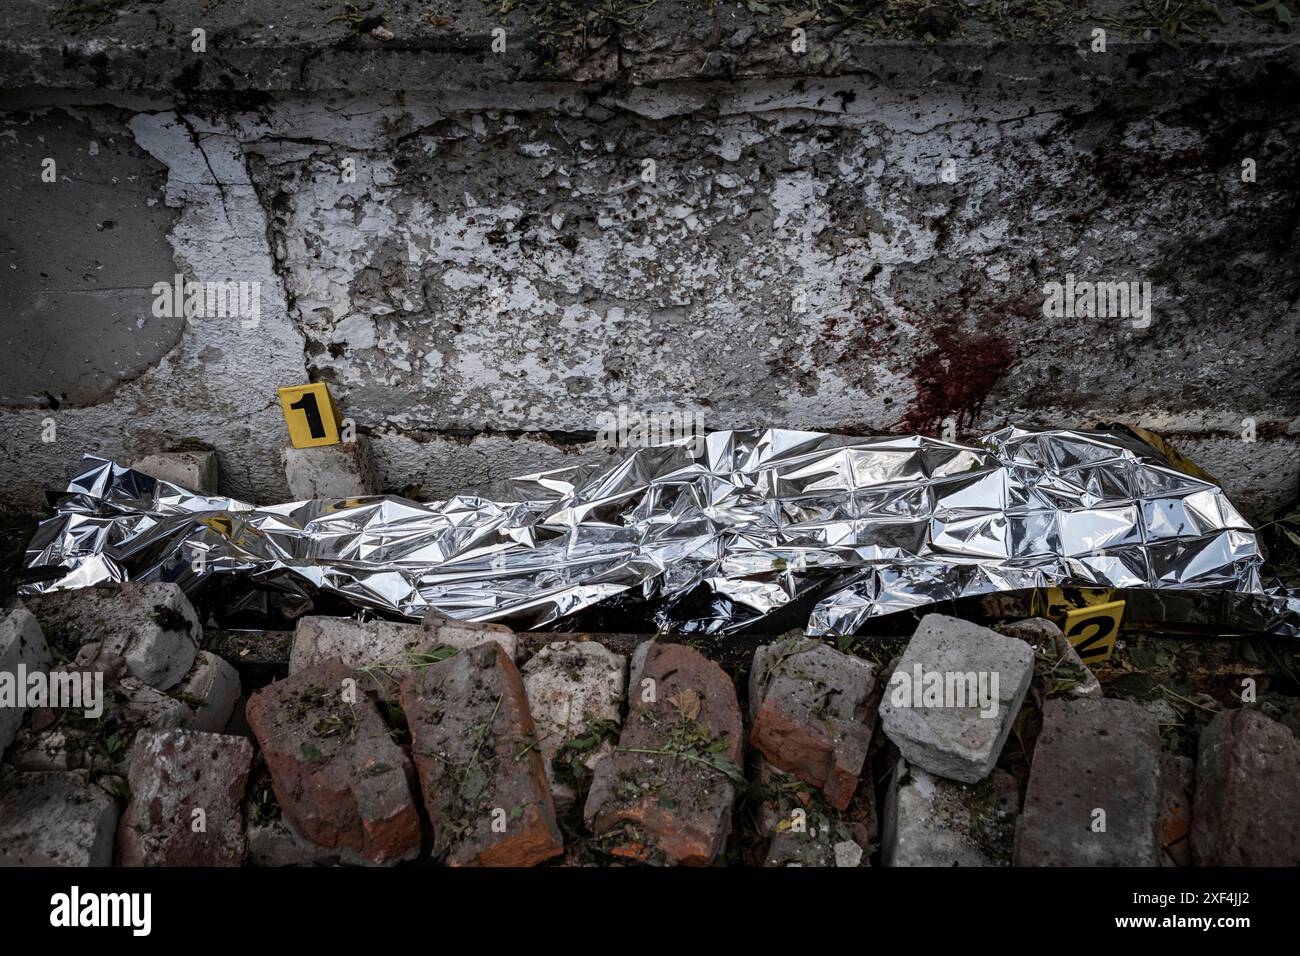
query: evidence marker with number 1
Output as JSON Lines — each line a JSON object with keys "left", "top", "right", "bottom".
{"left": 278, "top": 382, "right": 342, "bottom": 448}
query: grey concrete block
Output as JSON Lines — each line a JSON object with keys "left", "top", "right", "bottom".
{"left": 130, "top": 450, "right": 219, "bottom": 494}
{"left": 521, "top": 640, "right": 626, "bottom": 809}
{"left": 996, "top": 617, "right": 1101, "bottom": 699}
{"left": 0, "top": 770, "right": 120, "bottom": 866}
{"left": 1014, "top": 697, "right": 1163, "bottom": 866}
{"left": 21, "top": 582, "right": 200, "bottom": 691}
{"left": 282, "top": 436, "right": 379, "bottom": 499}
{"left": 879, "top": 614, "right": 1034, "bottom": 783}
{"left": 0, "top": 608, "right": 52, "bottom": 757}
{"left": 289, "top": 614, "right": 518, "bottom": 701}
{"left": 175, "top": 651, "right": 242, "bottom": 733}
{"left": 882, "top": 760, "right": 1019, "bottom": 867}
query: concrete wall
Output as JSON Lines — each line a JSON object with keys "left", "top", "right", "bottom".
{"left": 0, "top": 2, "right": 1296, "bottom": 519}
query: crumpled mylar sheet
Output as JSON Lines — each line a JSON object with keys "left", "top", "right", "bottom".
{"left": 20, "top": 427, "right": 1300, "bottom": 637}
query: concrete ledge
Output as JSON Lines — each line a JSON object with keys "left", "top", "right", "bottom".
{"left": 2, "top": 0, "right": 1296, "bottom": 94}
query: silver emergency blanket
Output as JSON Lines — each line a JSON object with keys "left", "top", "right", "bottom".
{"left": 20, "top": 427, "right": 1299, "bottom": 637}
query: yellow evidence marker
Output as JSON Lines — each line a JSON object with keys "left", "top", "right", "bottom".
{"left": 278, "top": 382, "right": 342, "bottom": 448}
{"left": 1061, "top": 599, "right": 1125, "bottom": 665}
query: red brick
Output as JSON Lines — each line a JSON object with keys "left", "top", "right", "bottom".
{"left": 245, "top": 659, "right": 421, "bottom": 866}
{"left": 118, "top": 729, "right": 252, "bottom": 866}
{"left": 749, "top": 638, "right": 877, "bottom": 810}
{"left": 584, "top": 642, "right": 742, "bottom": 865}
{"left": 400, "top": 643, "right": 563, "bottom": 866}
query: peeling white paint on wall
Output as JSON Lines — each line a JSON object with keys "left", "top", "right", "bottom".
{"left": 0, "top": 79, "right": 1296, "bottom": 519}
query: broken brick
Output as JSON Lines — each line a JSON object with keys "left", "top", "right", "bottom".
{"left": 400, "top": 642, "right": 563, "bottom": 866}
{"left": 584, "top": 642, "right": 743, "bottom": 866}
{"left": 0, "top": 769, "right": 119, "bottom": 866}
{"left": 749, "top": 636, "right": 877, "bottom": 810}
{"left": 118, "top": 729, "right": 253, "bottom": 866}
{"left": 290, "top": 613, "right": 518, "bottom": 704}
{"left": 174, "top": 650, "right": 241, "bottom": 733}
{"left": 245, "top": 659, "right": 421, "bottom": 866}
{"left": 521, "top": 639, "right": 626, "bottom": 809}
{"left": 1192, "top": 708, "right": 1300, "bottom": 866}
{"left": 21, "top": 582, "right": 199, "bottom": 690}
{"left": 996, "top": 617, "right": 1101, "bottom": 699}
{"left": 9, "top": 673, "right": 187, "bottom": 774}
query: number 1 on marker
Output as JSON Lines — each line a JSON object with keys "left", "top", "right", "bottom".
{"left": 278, "top": 383, "right": 341, "bottom": 448}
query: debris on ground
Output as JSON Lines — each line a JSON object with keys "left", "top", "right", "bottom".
{"left": 879, "top": 615, "right": 1034, "bottom": 783}
{"left": 2, "top": 575, "right": 1299, "bottom": 867}
{"left": 1014, "top": 698, "right": 1163, "bottom": 866}
{"left": 401, "top": 642, "right": 563, "bottom": 866}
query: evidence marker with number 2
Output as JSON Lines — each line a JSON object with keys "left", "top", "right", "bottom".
{"left": 278, "top": 383, "right": 341, "bottom": 448}
{"left": 1062, "top": 599, "right": 1125, "bottom": 665}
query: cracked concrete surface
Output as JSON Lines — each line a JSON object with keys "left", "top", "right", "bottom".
{"left": 0, "top": 24, "right": 1297, "bottom": 520}
{"left": 0, "top": 108, "right": 182, "bottom": 406}
{"left": 242, "top": 81, "right": 1299, "bottom": 450}
{"left": 0, "top": 102, "right": 306, "bottom": 508}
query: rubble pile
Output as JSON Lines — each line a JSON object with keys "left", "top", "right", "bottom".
{"left": 3, "top": 584, "right": 1300, "bottom": 866}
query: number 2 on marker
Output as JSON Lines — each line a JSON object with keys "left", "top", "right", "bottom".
{"left": 1063, "top": 600, "right": 1125, "bottom": 664}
